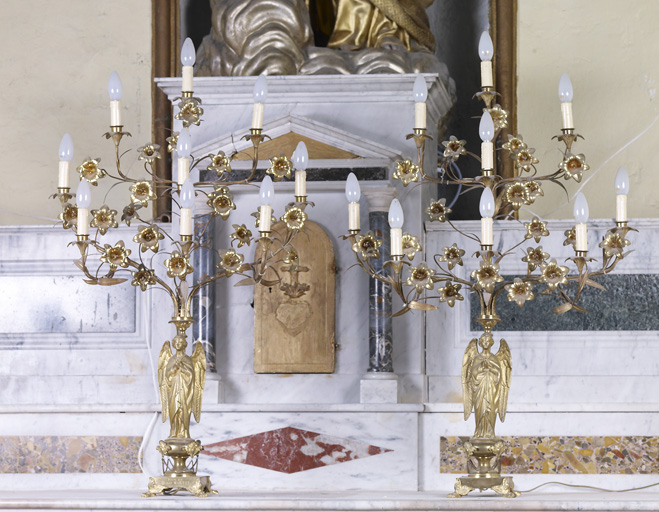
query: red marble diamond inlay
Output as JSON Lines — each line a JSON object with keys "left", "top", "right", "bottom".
{"left": 202, "top": 426, "right": 393, "bottom": 473}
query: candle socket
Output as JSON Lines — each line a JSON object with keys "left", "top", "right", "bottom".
{"left": 57, "top": 187, "right": 70, "bottom": 194}
{"left": 76, "top": 234, "right": 89, "bottom": 242}
{"left": 295, "top": 195, "right": 307, "bottom": 203}
{"left": 413, "top": 128, "right": 427, "bottom": 136}
{"left": 616, "top": 221, "right": 628, "bottom": 228}
{"left": 110, "top": 126, "right": 123, "bottom": 133}
{"left": 259, "top": 230, "right": 272, "bottom": 238}
{"left": 182, "top": 91, "right": 193, "bottom": 98}
{"left": 391, "top": 255, "right": 403, "bottom": 262}
{"left": 180, "top": 234, "right": 193, "bottom": 242}
{"left": 575, "top": 250, "right": 588, "bottom": 258}
{"left": 480, "top": 244, "right": 493, "bottom": 252}
{"left": 481, "top": 170, "right": 494, "bottom": 177}
{"left": 349, "top": 229, "right": 360, "bottom": 235}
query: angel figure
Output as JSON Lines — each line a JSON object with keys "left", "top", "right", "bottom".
{"left": 462, "top": 332, "right": 512, "bottom": 439}
{"left": 158, "top": 335, "right": 206, "bottom": 439}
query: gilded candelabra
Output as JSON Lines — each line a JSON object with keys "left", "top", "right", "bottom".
{"left": 52, "top": 39, "right": 312, "bottom": 497}
{"left": 344, "top": 32, "right": 633, "bottom": 498}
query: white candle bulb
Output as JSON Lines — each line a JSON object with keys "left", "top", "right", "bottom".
{"left": 76, "top": 179, "right": 92, "bottom": 237}
{"left": 108, "top": 71, "right": 122, "bottom": 127}
{"left": 259, "top": 175, "right": 274, "bottom": 233}
{"left": 479, "top": 187, "right": 495, "bottom": 247}
{"left": 615, "top": 166, "right": 629, "bottom": 223}
{"left": 181, "top": 37, "right": 196, "bottom": 93}
{"left": 389, "top": 198, "right": 404, "bottom": 257}
{"left": 176, "top": 129, "right": 192, "bottom": 186}
{"left": 346, "top": 172, "right": 361, "bottom": 232}
{"left": 479, "top": 31, "right": 494, "bottom": 88}
{"left": 574, "top": 192, "right": 589, "bottom": 252}
{"left": 58, "top": 133, "right": 73, "bottom": 189}
{"left": 293, "top": 141, "right": 308, "bottom": 198}
{"left": 413, "top": 75, "right": 427, "bottom": 129}
{"left": 179, "top": 177, "right": 195, "bottom": 237}
{"left": 479, "top": 111, "right": 495, "bottom": 170}
{"left": 558, "top": 73, "right": 574, "bottom": 130}
{"left": 252, "top": 74, "right": 268, "bottom": 129}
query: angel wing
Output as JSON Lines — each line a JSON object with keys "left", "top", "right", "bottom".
{"left": 461, "top": 338, "right": 479, "bottom": 421}
{"left": 191, "top": 342, "right": 207, "bottom": 424}
{"left": 157, "top": 341, "right": 173, "bottom": 423}
{"left": 495, "top": 339, "right": 512, "bottom": 422}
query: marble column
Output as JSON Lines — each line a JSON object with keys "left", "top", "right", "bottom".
{"left": 360, "top": 188, "right": 399, "bottom": 404}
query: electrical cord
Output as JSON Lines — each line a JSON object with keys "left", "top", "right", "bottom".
{"left": 519, "top": 480, "right": 659, "bottom": 494}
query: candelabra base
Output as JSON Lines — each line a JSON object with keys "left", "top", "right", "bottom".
{"left": 142, "top": 475, "right": 218, "bottom": 498}
{"left": 447, "top": 438, "right": 520, "bottom": 498}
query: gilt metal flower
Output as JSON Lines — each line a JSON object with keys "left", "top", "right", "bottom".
{"left": 166, "top": 132, "right": 179, "bottom": 153}
{"left": 165, "top": 251, "right": 193, "bottom": 278}
{"left": 208, "top": 152, "right": 231, "bottom": 177}
{"left": 438, "top": 282, "right": 464, "bottom": 307}
{"left": 486, "top": 104, "right": 508, "bottom": 130}
{"left": 281, "top": 206, "right": 307, "bottom": 231}
{"left": 230, "top": 224, "right": 252, "bottom": 248}
{"left": 563, "top": 227, "right": 576, "bottom": 248}
{"left": 560, "top": 152, "right": 590, "bottom": 183}
{"left": 100, "top": 241, "right": 131, "bottom": 270}
{"left": 524, "top": 217, "right": 549, "bottom": 242}
{"left": 438, "top": 243, "right": 465, "bottom": 270}
{"left": 502, "top": 134, "right": 527, "bottom": 153}
{"left": 599, "top": 231, "right": 631, "bottom": 258}
{"left": 513, "top": 148, "right": 539, "bottom": 172}
{"left": 207, "top": 186, "right": 236, "bottom": 219}
{"left": 133, "top": 224, "right": 165, "bottom": 253}
{"left": 77, "top": 158, "right": 105, "bottom": 185}
{"left": 406, "top": 262, "right": 435, "bottom": 293}
{"left": 137, "top": 143, "right": 161, "bottom": 164}
{"left": 505, "top": 278, "right": 534, "bottom": 307}
{"left": 58, "top": 203, "right": 78, "bottom": 230}
{"left": 539, "top": 259, "right": 569, "bottom": 290}
{"left": 402, "top": 233, "right": 422, "bottom": 261}
{"left": 90, "top": 205, "right": 118, "bottom": 235}
{"left": 471, "top": 260, "right": 504, "bottom": 293}
{"left": 352, "top": 232, "right": 382, "bottom": 259}
{"left": 131, "top": 265, "right": 157, "bottom": 291}
{"left": 426, "top": 198, "right": 451, "bottom": 222}
{"left": 175, "top": 97, "right": 203, "bottom": 127}
{"left": 524, "top": 180, "right": 543, "bottom": 202}
{"left": 217, "top": 249, "right": 244, "bottom": 276}
{"left": 266, "top": 155, "right": 293, "bottom": 181}
{"left": 130, "top": 181, "right": 157, "bottom": 207}
{"left": 442, "top": 136, "right": 467, "bottom": 161}
{"left": 522, "top": 246, "right": 549, "bottom": 272}
{"left": 121, "top": 203, "right": 142, "bottom": 226}
{"left": 504, "top": 182, "right": 529, "bottom": 210}
{"left": 393, "top": 159, "right": 420, "bottom": 186}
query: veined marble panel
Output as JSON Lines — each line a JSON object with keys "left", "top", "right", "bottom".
{"left": 0, "top": 436, "right": 142, "bottom": 474}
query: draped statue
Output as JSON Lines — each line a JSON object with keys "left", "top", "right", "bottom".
{"left": 196, "top": 0, "right": 443, "bottom": 76}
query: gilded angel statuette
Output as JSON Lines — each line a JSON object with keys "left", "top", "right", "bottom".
{"left": 462, "top": 332, "right": 512, "bottom": 439}
{"left": 158, "top": 333, "right": 206, "bottom": 439}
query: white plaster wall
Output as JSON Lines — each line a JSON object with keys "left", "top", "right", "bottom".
{"left": 517, "top": 1, "right": 659, "bottom": 220}
{"left": 0, "top": 0, "right": 152, "bottom": 225}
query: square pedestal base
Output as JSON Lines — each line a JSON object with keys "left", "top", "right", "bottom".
{"left": 360, "top": 376, "right": 399, "bottom": 404}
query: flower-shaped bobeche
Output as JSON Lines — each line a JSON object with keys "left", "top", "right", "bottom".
{"left": 438, "top": 281, "right": 464, "bottom": 307}
{"left": 77, "top": 158, "right": 105, "bottom": 185}
{"left": 131, "top": 265, "right": 157, "bottom": 291}
{"left": 266, "top": 155, "right": 293, "bottom": 181}
{"left": 486, "top": 104, "right": 508, "bottom": 130}
{"left": 504, "top": 182, "right": 529, "bottom": 210}
{"left": 230, "top": 224, "right": 252, "bottom": 248}
{"left": 442, "top": 136, "right": 467, "bottom": 161}
{"left": 393, "top": 159, "right": 420, "bottom": 186}
{"left": 207, "top": 187, "right": 236, "bottom": 219}
{"left": 165, "top": 251, "right": 193, "bottom": 279}
{"left": 522, "top": 246, "right": 549, "bottom": 272}
{"left": 505, "top": 278, "right": 534, "bottom": 307}
{"left": 406, "top": 263, "right": 435, "bottom": 294}
{"left": 560, "top": 152, "right": 590, "bottom": 183}
{"left": 90, "top": 205, "right": 118, "bottom": 235}
{"left": 524, "top": 217, "right": 549, "bottom": 243}
{"left": 352, "top": 232, "right": 382, "bottom": 259}
{"left": 471, "top": 260, "right": 504, "bottom": 293}
{"left": 599, "top": 231, "right": 631, "bottom": 258}
{"left": 133, "top": 224, "right": 165, "bottom": 253}
{"left": 524, "top": 180, "right": 543, "bottom": 202}
{"left": 100, "top": 241, "right": 131, "bottom": 270}
{"left": 121, "top": 204, "right": 142, "bottom": 226}
{"left": 281, "top": 206, "right": 307, "bottom": 231}
{"left": 402, "top": 233, "right": 422, "bottom": 261}
{"left": 137, "top": 143, "right": 161, "bottom": 164}
{"left": 218, "top": 249, "right": 244, "bottom": 276}
{"left": 130, "top": 181, "right": 157, "bottom": 207}
{"left": 539, "top": 259, "right": 569, "bottom": 290}
{"left": 175, "top": 97, "right": 203, "bottom": 127}
{"left": 502, "top": 134, "right": 527, "bottom": 153}
{"left": 563, "top": 227, "right": 576, "bottom": 248}
{"left": 438, "top": 243, "right": 465, "bottom": 270}
{"left": 513, "top": 148, "right": 539, "bottom": 172}
{"left": 208, "top": 152, "right": 231, "bottom": 177}
{"left": 166, "top": 132, "right": 179, "bottom": 153}
{"left": 426, "top": 198, "right": 451, "bottom": 222}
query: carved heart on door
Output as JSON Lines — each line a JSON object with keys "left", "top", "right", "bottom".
{"left": 275, "top": 300, "right": 313, "bottom": 337}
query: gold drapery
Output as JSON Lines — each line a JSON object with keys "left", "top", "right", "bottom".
{"left": 327, "top": 0, "right": 435, "bottom": 52}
